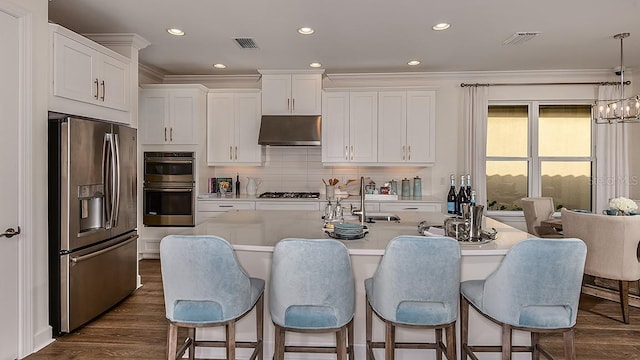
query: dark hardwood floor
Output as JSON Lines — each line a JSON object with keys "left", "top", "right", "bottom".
{"left": 26, "top": 260, "right": 640, "bottom": 359}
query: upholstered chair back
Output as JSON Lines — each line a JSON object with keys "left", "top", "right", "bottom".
{"left": 269, "top": 238, "right": 355, "bottom": 329}
{"left": 562, "top": 208, "right": 640, "bottom": 281}
{"left": 367, "top": 236, "right": 460, "bottom": 325}
{"left": 480, "top": 238, "right": 586, "bottom": 328}
{"left": 521, "top": 197, "right": 555, "bottom": 236}
{"left": 160, "top": 235, "right": 254, "bottom": 323}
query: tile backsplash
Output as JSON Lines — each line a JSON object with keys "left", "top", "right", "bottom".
{"left": 202, "top": 147, "right": 431, "bottom": 196}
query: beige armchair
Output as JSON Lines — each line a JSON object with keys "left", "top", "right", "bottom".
{"left": 521, "top": 197, "right": 562, "bottom": 238}
{"left": 561, "top": 208, "right": 640, "bottom": 323}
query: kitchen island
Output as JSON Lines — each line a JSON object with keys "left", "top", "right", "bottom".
{"left": 176, "top": 210, "right": 535, "bottom": 360}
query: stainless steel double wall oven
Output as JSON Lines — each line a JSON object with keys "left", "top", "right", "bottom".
{"left": 143, "top": 152, "right": 195, "bottom": 226}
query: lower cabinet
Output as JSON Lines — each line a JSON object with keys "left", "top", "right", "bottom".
{"left": 379, "top": 202, "right": 441, "bottom": 212}
{"left": 255, "top": 201, "right": 320, "bottom": 211}
{"left": 197, "top": 201, "right": 256, "bottom": 223}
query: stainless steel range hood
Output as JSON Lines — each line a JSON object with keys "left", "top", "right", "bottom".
{"left": 258, "top": 115, "right": 321, "bottom": 146}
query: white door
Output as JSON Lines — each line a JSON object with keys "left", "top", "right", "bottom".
{"left": 0, "top": 7, "right": 21, "bottom": 359}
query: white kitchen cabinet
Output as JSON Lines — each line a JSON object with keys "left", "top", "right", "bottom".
{"left": 52, "top": 27, "right": 130, "bottom": 112}
{"left": 139, "top": 85, "right": 207, "bottom": 145}
{"left": 207, "top": 90, "right": 262, "bottom": 165}
{"left": 259, "top": 70, "right": 323, "bottom": 115}
{"left": 255, "top": 201, "right": 320, "bottom": 211}
{"left": 322, "top": 91, "right": 378, "bottom": 164}
{"left": 379, "top": 201, "right": 441, "bottom": 212}
{"left": 197, "top": 200, "right": 256, "bottom": 223}
{"left": 378, "top": 90, "right": 436, "bottom": 164}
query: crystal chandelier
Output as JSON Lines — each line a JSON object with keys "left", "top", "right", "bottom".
{"left": 593, "top": 33, "right": 640, "bottom": 124}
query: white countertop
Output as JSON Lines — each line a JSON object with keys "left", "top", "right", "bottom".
{"left": 180, "top": 210, "right": 533, "bottom": 256}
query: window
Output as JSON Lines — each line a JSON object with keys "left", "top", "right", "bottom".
{"left": 486, "top": 103, "right": 593, "bottom": 212}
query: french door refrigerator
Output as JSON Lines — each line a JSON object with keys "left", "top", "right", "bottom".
{"left": 48, "top": 112, "right": 138, "bottom": 335}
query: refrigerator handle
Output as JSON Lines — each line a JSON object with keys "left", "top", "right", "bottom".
{"left": 112, "top": 134, "right": 121, "bottom": 227}
{"left": 102, "top": 133, "right": 113, "bottom": 229}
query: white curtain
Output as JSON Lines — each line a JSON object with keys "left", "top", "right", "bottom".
{"left": 595, "top": 84, "right": 629, "bottom": 213}
{"left": 463, "top": 86, "right": 489, "bottom": 207}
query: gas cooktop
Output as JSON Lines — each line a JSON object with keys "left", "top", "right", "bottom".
{"left": 258, "top": 192, "right": 320, "bottom": 199}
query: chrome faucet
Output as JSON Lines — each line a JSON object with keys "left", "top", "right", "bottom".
{"left": 351, "top": 176, "right": 366, "bottom": 225}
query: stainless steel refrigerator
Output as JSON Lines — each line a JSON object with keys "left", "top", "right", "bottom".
{"left": 48, "top": 112, "right": 138, "bottom": 335}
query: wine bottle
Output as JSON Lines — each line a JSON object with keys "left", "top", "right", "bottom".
{"left": 456, "top": 175, "right": 468, "bottom": 215}
{"left": 447, "top": 175, "right": 456, "bottom": 214}
{"left": 470, "top": 190, "right": 476, "bottom": 205}
{"left": 466, "top": 174, "right": 472, "bottom": 199}
{"left": 235, "top": 173, "right": 240, "bottom": 196}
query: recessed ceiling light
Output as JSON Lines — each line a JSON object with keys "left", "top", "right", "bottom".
{"left": 310, "top": 62, "right": 322, "bottom": 68}
{"left": 432, "top": 23, "right": 451, "bottom": 31}
{"left": 297, "top": 27, "right": 315, "bottom": 35}
{"left": 407, "top": 60, "right": 421, "bottom": 66}
{"left": 167, "top": 28, "right": 185, "bottom": 36}
{"left": 213, "top": 63, "right": 226, "bottom": 69}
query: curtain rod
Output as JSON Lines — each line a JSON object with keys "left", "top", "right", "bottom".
{"left": 460, "top": 81, "right": 631, "bottom": 87}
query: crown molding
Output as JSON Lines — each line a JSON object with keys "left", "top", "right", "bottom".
{"left": 162, "top": 74, "right": 261, "bottom": 83}
{"left": 84, "top": 33, "right": 150, "bottom": 50}
{"left": 138, "top": 63, "right": 165, "bottom": 84}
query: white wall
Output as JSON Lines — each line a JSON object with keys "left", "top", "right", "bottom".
{"left": 10, "top": 0, "right": 52, "bottom": 356}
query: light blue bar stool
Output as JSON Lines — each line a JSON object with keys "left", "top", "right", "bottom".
{"left": 460, "top": 238, "right": 587, "bottom": 360}
{"left": 269, "top": 238, "right": 355, "bottom": 360}
{"left": 160, "top": 235, "right": 265, "bottom": 360}
{"left": 365, "top": 235, "right": 461, "bottom": 360}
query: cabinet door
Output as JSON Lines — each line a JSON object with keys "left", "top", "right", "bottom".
{"left": 322, "top": 92, "right": 350, "bottom": 163}
{"left": 52, "top": 33, "right": 99, "bottom": 105}
{"left": 207, "top": 93, "right": 236, "bottom": 164}
{"left": 169, "top": 90, "right": 199, "bottom": 144}
{"left": 406, "top": 91, "right": 436, "bottom": 163}
{"left": 235, "top": 92, "right": 262, "bottom": 163}
{"left": 291, "top": 74, "right": 322, "bottom": 115}
{"left": 139, "top": 90, "right": 169, "bottom": 144}
{"left": 98, "top": 54, "right": 129, "bottom": 111}
{"left": 349, "top": 92, "right": 378, "bottom": 162}
{"left": 378, "top": 91, "right": 407, "bottom": 163}
{"left": 261, "top": 74, "right": 291, "bottom": 115}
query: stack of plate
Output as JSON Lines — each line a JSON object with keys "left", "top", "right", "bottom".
{"left": 333, "top": 223, "right": 364, "bottom": 239}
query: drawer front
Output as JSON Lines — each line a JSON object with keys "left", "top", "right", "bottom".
{"left": 380, "top": 202, "right": 441, "bottom": 212}
{"left": 255, "top": 201, "right": 320, "bottom": 211}
{"left": 197, "top": 201, "right": 256, "bottom": 212}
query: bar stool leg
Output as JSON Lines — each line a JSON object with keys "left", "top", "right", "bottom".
{"left": 435, "top": 328, "right": 443, "bottom": 360}
{"left": 385, "top": 323, "right": 395, "bottom": 360}
{"left": 445, "top": 323, "right": 456, "bottom": 360}
{"left": 501, "top": 324, "right": 512, "bottom": 360}
{"left": 563, "top": 329, "right": 576, "bottom": 360}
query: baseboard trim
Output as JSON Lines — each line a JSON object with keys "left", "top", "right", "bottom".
{"left": 582, "top": 284, "right": 640, "bottom": 308}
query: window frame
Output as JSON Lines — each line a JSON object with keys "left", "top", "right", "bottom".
{"left": 486, "top": 100, "right": 595, "bottom": 215}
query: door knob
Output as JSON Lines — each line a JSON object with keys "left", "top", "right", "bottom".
{"left": 1, "top": 226, "right": 20, "bottom": 238}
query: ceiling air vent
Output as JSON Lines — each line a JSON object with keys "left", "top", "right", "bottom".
{"left": 234, "top": 38, "right": 258, "bottom": 49}
{"left": 502, "top": 32, "right": 540, "bottom": 45}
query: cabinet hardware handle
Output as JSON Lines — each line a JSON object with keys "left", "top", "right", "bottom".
{"left": 94, "top": 79, "right": 99, "bottom": 99}
{"left": 235, "top": 146, "right": 238, "bottom": 160}
{"left": 164, "top": 128, "right": 167, "bottom": 142}
{"left": 0, "top": 226, "right": 20, "bottom": 238}
{"left": 292, "top": 98, "right": 295, "bottom": 112}
{"left": 229, "top": 146, "right": 233, "bottom": 160}
{"left": 402, "top": 146, "right": 405, "bottom": 160}
{"left": 345, "top": 146, "right": 349, "bottom": 160}
{"left": 408, "top": 145, "right": 411, "bottom": 160}
{"left": 287, "top": 98, "right": 290, "bottom": 111}
{"left": 351, "top": 145, "right": 354, "bottom": 160}
{"left": 100, "top": 80, "right": 105, "bottom": 101}
{"left": 170, "top": 128, "right": 173, "bottom": 142}
{"left": 403, "top": 207, "right": 418, "bottom": 210}
{"left": 219, "top": 205, "right": 233, "bottom": 208}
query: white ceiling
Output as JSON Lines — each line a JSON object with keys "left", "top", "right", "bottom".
{"left": 48, "top": 0, "right": 640, "bottom": 77}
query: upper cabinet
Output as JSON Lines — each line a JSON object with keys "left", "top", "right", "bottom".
{"left": 322, "top": 91, "right": 378, "bottom": 164}
{"left": 207, "top": 90, "right": 262, "bottom": 166}
{"left": 139, "top": 84, "right": 207, "bottom": 145}
{"left": 259, "top": 70, "right": 323, "bottom": 115}
{"left": 378, "top": 90, "right": 436, "bottom": 165}
{"left": 49, "top": 24, "right": 148, "bottom": 125}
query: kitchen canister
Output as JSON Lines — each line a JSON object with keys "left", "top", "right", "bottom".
{"left": 413, "top": 176, "right": 422, "bottom": 198}
{"left": 389, "top": 179, "right": 398, "bottom": 195}
{"left": 401, "top": 178, "right": 411, "bottom": 197}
